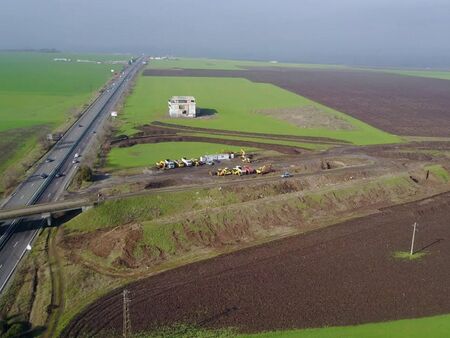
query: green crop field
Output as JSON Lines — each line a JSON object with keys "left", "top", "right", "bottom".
{"left": 0, "top": 52, "right": 130, "bottom": 191}
{"left": 107, "top": 142, "right": 248, "bottom": 169}
{"left": 120, "top": 313, "right": 450, "bottom": 337}
{"left": 240, "top": 313, "right": 450, "bottom": 338}
{"left": 118, "top": 76, "right": 400, "bottom": 144}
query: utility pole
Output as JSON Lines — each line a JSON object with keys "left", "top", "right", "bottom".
{"left": 123, "top": 289, "right": 131, "bottom": 338}
{"left": 410, "top": 222, "right": 418, "bottom": 255}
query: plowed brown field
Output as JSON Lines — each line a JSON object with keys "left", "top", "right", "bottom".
{"left": 62, "top": 192, "right": 450, "bottom": 337}
{"left": 144, "top": 68, "right": 450, "bottom": 137}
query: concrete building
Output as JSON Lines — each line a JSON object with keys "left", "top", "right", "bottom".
{"left": 168, "top": 96, "right": 197, "bottom": 118}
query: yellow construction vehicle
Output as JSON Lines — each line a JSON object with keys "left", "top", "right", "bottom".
{"left": 239, "top": 148, "right": 252, "bottom": 163}
{"left": 256, "top": 164, "right": 272, "bottom": 175}
{"left": 174, "top": 160, "right": 185, "bottom": 168}
{"left": 232, "top": 166, "right": 243, "bottom": 175}
{"left": 192, "top": 158, "right": 202, "bottom": 166}
{"left": 217, "top": 168, "right": 232, "bottom": 176}
{"left": 155, "top": 160, "right": 176, "bottom": 169}
{"left": 210, "top": 167, "right": 234, "bottom": 176}
{"left": 155, "top": 160, "right": 165, "bottom": 169}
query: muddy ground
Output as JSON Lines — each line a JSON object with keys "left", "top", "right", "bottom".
{"left": 62, "top": 190, "right": 450, "bottom": 337}
{"left": 144, "top": 68, "right": 450, "bottom": 137}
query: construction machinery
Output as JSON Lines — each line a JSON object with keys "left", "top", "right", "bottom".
{"left": 232, "top": 165, "right": 255, "bottom": 176}
{"left": 155, "top": 160, "right": 176, "bottom": 169}
{"left": 239, "top": 148, "right": 252, "bottom": 163}
{"left": 155, "top": 160, "right": 165, "bottom": 169}
{"left": 181, "top": 157, "right": 193, "bottom": 167}
{"left": 243, "top": 165, "right": 256, "bottom": 175}
{"left": 191, "top": 158, "right": 203, "bottom": 166}
{"left": 174, "top": 160, "right": 185, "bottom": 168}
{"left": 256, "top": 164, "right": 272, "bottom": 175}
{"left": 232, "top": 166, "right": 243, "bottom": 175}
{"left": 210, "top": 167, "right": 233, "bottom": 176}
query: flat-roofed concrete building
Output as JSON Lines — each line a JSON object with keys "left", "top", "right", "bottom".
{"left": 168, "top": 96, "right": 196, "bottom": 118}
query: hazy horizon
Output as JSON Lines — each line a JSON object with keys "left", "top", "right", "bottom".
{"left": 2, "top": 0, "right": 450, "bottom": 68}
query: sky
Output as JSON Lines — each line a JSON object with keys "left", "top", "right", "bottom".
{"left": 1, "top": 0, "right": 450, "bottom": 67}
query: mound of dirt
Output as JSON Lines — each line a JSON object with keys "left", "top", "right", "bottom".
{"left": 144, "top": 180, "right": 176, "bottom": 189}
{"left": 63, "top": 224, "right": 144, "bottom": 269}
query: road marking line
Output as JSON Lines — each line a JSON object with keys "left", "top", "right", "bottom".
{"left": 13, "top": 241, "right": 19, "bottom": 248}
{"left": 48, "top": 193, "right": 52, "bottom": 198}
{"left": 20, "top": 195, "right": 24, "bottom": 199}
{"left": 0, "top": 265, "right": 2, "bottom": 270}
{"left": 31, "top": 183, "right": 35, "bottom": 187}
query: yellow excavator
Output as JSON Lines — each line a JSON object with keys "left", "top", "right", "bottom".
{"left": 240, "top": 148, "right": 252, "bottom": 163}
{"left": 232, "top": 166, "right": 242, "bottom": 175}
{"left": 155, "top": 160, "right": 165, "bottom": 169}
{"left": 256, "top": 164, "right": 272, "bottom": 175}
{"left": 174, "top": 160, "right": 185, "bottom": 168}
{"left": 192, "top": 158, "right": 202, "bottom": 166}
{"left": 155, "top": 160, "right": 176, "bottom": 169}
{"left": 210, "top": 167, "right": 233, "bottom": 176}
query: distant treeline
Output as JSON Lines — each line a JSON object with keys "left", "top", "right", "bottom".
{"left": 0, "top": 48, "right": 60, "bottom": 53}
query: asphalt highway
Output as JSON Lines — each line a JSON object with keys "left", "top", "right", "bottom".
{"left": 0, "top": 56, "right": 145, "bottom": 292}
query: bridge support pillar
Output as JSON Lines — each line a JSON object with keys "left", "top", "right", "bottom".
{"left": 41, "top": 212, "right": 52, "bottom": 226}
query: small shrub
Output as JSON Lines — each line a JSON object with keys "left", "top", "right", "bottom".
{"left": 79, "top": 165, "right": 93, "bottom": 182}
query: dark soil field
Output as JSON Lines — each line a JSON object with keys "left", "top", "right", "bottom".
{"left": 144, "top": 68, "right": 450, "bottom": 137}
{"left": 62, "top": 191, "right": 450, "bottom": 337}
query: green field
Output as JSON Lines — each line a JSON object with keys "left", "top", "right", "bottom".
{"left": 0, "top": 52, "right": 129, "bottom": 132}
{"left": 240, "top": 313, "right": 450, "bottom": 338}
{"left": 107, "top": 142, "right": 248, "bottom": 169}
{"left": 136, "top": 313, "right": 450, "bottom": 338}
{"left": 119, "top": 76, "right": 400, "bottom": 144}
{"left": 0, "top": 52, "right": 129, "bottom": 190}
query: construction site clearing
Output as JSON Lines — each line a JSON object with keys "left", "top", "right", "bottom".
{"left": 63, "top": 140, "right": 450, "bottom": 206}
{"left": 154, "top": 149, "right": 273, "bottom": 177}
